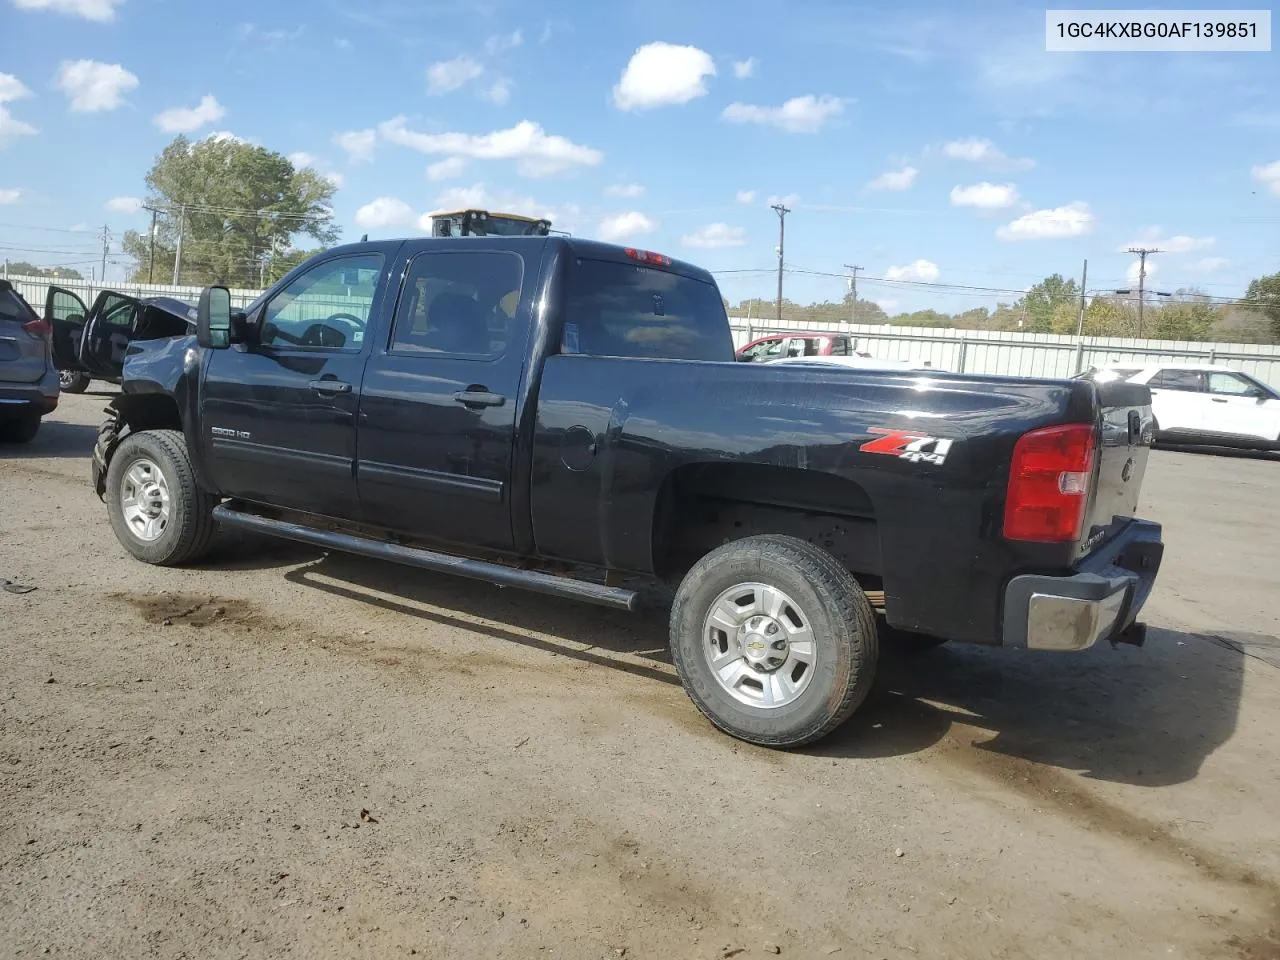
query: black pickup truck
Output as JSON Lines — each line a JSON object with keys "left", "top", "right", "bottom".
{"left": 84, "top": 235, "right": 1164, "bottom": 748}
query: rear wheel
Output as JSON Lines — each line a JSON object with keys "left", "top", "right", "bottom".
{"left": 669, "top": 534, "right": 878, "bottom": 748}
{"left": 0, "top": 412, "right": 41, "bottom": 443}
{"left": 104, "top": 429, "right": 217, "bottom": 566}
{"left": 58, "top": 370, "right": 90, "bottom": 393}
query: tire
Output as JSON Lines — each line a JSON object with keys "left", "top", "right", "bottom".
{"left": 58, "top": 370, "right": 90, "bottom": 393}
{"left": 0, "top": 413, "right": 41, "bottom": 444}
{"left": 669, "top": 534, "right": 878, "bottom": 748}
{"left": 104, "top": 429, "right": 217, "bottom": 566}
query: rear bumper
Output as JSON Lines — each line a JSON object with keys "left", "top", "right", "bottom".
{"left": 0, "top": 375, "right": 59, "bottom": 415}
{"left": 1002, "top": 519, "right": 1163, "bottom": 652}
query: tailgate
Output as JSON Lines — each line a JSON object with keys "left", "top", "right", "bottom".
{"left": 0, "top": 318, "right": 47, "bottom": 385}
{"left": 1079, "top": 378, "right": 1154, "bottom": 557}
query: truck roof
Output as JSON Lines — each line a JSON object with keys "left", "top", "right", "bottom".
{"left": 321, "top": 235, "right": 718, "bottom": 286}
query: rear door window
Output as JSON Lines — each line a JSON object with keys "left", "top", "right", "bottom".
{"left": 562, "top": 259, "right": 734, "bottom": 362}
{"left": 389, "top": 250, "right": 523, "bottom": 359}
{"left": 1150, "top": 369, "right": 1205, "bottom": 392}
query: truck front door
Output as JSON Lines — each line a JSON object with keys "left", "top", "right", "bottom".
{"left": 356, "top": 245, "right": 533, "bottom": 552}
{"left": 200, "top": 250, "right": 390, "bottom": 518}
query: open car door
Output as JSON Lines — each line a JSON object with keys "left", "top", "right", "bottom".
{"left": 45, "top": 286, "right": 92, "bottom": 373}
{"left": 80, "top": 290, "right": 143, "bottom": 380}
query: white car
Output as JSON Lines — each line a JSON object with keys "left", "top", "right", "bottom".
{"left": 1084, "top": 362, "right": 1280, "bottom": 450}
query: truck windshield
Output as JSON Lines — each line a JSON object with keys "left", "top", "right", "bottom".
{"left": 563, "top": 259, "right": 734, "bottom": 362}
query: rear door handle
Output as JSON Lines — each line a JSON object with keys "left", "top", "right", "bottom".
{"left": 452, "top": 389, "right": 505, "bottom": 408}
{"left": 1211, "top": 397, "right": 1228, "bottom": 403}
{"left": 310, "top": 379, "right": 352, "bottom": 395}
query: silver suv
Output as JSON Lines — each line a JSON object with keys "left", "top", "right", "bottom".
{"left": 0, "top": 280, "right": 59, "bottom": 443}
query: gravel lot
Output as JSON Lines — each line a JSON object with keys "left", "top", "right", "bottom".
{"left": 2, "top": 391, "right": 1279, "bottom": 960}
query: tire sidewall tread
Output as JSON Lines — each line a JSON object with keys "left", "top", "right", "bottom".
{"left": 104, "top": 429, "right": 216, "bottom": 566}
{"left": 669, "top": 534, "right": 878, "bottom": 749}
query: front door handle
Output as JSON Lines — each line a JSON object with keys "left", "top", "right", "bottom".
{"left": 310, "top": 379, "right": 352, "bottom": 395}
{"left": 1211, "top": 397, "right": 1228, "bottom": 403}
{"left": 452, "top": 389, "right": 505, "bottom": 409}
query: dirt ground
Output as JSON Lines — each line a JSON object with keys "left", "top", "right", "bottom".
{"left": 2, "top": 391, "right": 1279, "bottom": 960}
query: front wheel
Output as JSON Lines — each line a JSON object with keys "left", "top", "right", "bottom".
{"left": 58, "top": 369, "right": 90, "bottom": 393}
{"left": 669, "top": 534, "right": 878, "bottom": 748}
{"left": 104, "top": 429, "right": 217, "bottom": 566}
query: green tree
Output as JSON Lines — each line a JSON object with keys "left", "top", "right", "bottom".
{"left": 1081, "top": 296, "right": 1134, "bottom": 337}
{"left": 1243, "top": 272, "right": 1280, "bottom": 341}
{"left": 121, "top": 135, "right": 339, "bottom": 288}
{"left": 4, "top": 261, "right": 84, "bottom": 280}
{"left": 1022, "top": 273, "right": 1079, "bottom": 333}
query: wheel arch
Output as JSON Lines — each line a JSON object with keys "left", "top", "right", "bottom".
{"left": 93, "top": 393, "right": 192, "bottom": 500}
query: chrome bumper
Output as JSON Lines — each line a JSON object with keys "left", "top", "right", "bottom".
{"left": 1003, "top": 519, "right": 1163, "bottom": 652}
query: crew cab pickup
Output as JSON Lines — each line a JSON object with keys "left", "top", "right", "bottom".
{"left": 88, "top": 236, "right": 1164, "bottom": 748}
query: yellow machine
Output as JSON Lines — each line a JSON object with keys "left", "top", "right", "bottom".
{"left": 428, "top": 209, "right": 552, "bottom": 238}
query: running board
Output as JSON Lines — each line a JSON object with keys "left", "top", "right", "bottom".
{"left": 211, "top": 504, "right": 639, "bottom": 612}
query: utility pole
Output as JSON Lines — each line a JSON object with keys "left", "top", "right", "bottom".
{"left": 771, "top": 202, "right": 790, "bottom": 325}
{"left": 172, "top": 203, "right": 187, "bottom": 285}
{"left": 1127, "top": 246, "right": 1160, "bottom": 337}
{"left": 142, "top": 205, "right": 160, "bottom": 283}
{"left": 1075, "top": 258, "right": 1088, "bottom": 336}
{"left": 843, "top": 264, "right": 862, "bottom": 326}
{"left": 99, "top": 224, "right": 111, "bottom": 286}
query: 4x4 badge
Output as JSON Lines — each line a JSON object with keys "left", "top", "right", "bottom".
{"left": 860, "top": 428, "right": 953, "bottom": 466}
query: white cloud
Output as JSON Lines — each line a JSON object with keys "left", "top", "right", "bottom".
{"left": 884, "top": 259, "right": 940, "bottom": 283}
{"left": 323, "top": 171, "right": 344, "bottom": 189}
{"left": 104, "top": 195, "right": 141, "bottom": 213}
{"left": 55, "top": 60, "right": 138, "bottom": 112}
{"left": 949, "top": 181, "right": 1019, "bottom": 209}
{"left": 1197, "top": 257, "right": 1229, "bottom": 273}
{"left": 427, "top": 55, "right": 485, "bottom": 96}
{"left": 597, "top": 211, "right": 657, "bottom": 242}
{"left": 354, "top": 196, "right": 416, "bottom": 230}
{"left": 478, "top": 77, "right": 513, "bottom": 105}
{"left": 1117, "top": 229, "right": 1214, "bottom": 253}
{"left": 426, "top": 156, "right": 468, "bottom": 181}
{"left": 153, "top": 94, "right": 224, "bottom": 132}
{"left": 200, "top": 130, "right": 250, "bottom": 145}
{"left": 942, "top": 137, "right": 1035, "bottom": 171}
{"left": 733, "top": 57, "right": 758, "bottom": 79}
{"left": 422, "top": 183, "right": 556, "bottom": 224}
{"left": 484, "top": 30, "right": 523, "bottom": 55}
{"left": 0, "top": 188, "right": 20, "bottom": 204}
{"left": 867, "top": 166, "right": 918, "bottom": 191}
{"left": 875, "top": 298, "right": 900, "bottom": 313}
{"left": 13, "top": 0, "right": 124, "bottom": 20}
{"left": 0, "top": 108, "right": 37, "bottom": 148}
{"left": 0, "top": 74, "right": 32, "bottom": 103}
{"left": 721, "top": 94, "right": 844, "bottom": 133}
{"left": 1251, "top": 160, "right": 1280, "bottom": 197}
{"left": 767, "top": 193, "right": 800, "bottom": 208}
{"left": 605, "top": 182, "right": 645, "bottom": 198}
{"left": 379, "top": 115, "right": 602, "bottom": 178}
{"left": 1125, "top": 259, "right": 1158, "bottom": 285}
{"left": 334, "top": 128, "right": 376, "bottom": 163}
{"left": 736, "top": 189, "right": 756, "bottom": 204}
{"left": 612, "top": 42, "right": 716, "bottom": 111}
{"left": 288, "top": 151, "right": 318, "bottom": 168}
{"left": 681, "top": 222, "right": 747, "bottom": 249}
{"left": 996, "top": 202, "right": 1095, "bottom": 241}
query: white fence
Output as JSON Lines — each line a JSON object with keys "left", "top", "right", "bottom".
{"left": 5, "top": 274, "right": 264, "bottom": 312}
{"left": 8, "top": 273, "right": 1278, "bottom": 386}
{"left": 729, "top": 319, "right": 1280, "bottom": 387}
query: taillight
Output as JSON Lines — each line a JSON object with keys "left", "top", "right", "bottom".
{"left": 624, "top": 247, "right": 672, "bottom": 266}
{"left": 22, "top": 318, "right": 51, "bottom": 339}
{"left": 1003, "top": 423, "right": 1097, "bottom": 543}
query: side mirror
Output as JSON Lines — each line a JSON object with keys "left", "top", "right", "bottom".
{"left": 196, "top": 286, "right": 231, "bottom": 349}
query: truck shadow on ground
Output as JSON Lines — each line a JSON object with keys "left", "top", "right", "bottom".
{"left": 818, "top": 628, "right": 1248, "bottom": 788}
{"left": 272, "top": 550, "right": 1248, "bottom": 790}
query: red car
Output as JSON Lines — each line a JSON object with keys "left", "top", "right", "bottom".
{"left": 735, "top": 332, "right": 867, "bottom": 362}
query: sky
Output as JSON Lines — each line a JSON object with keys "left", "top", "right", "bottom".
{"left": 0, "top": 0, "right": 1277, "bottom": 314}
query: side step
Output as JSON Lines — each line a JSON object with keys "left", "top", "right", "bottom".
{"left": 211, "top": 504, "right": 639, "bottom": 612}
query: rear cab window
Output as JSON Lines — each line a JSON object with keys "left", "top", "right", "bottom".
{"left": 561, "top": 258, "right": 734, "bottom": 362}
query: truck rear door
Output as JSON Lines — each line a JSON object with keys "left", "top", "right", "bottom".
{"left": 45, "top": 286, "right": 92, "bottom": 373}
{"left": 355, "top": 243, "right": 535, "bottom": 552}
{"left": 1080, "top": 378, "right": 1155, "bottom": 556}
{"left": 78, "top": 290, "right": 144, "bottom": 379}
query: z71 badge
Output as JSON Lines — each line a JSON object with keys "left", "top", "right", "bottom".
{"left": 860, "top": 428, "right": 953, "bottom": 465}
